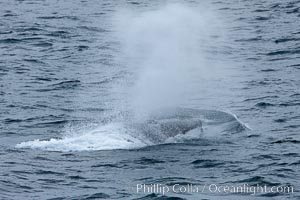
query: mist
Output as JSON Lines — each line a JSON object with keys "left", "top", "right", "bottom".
{"left": 114, "top": 3, "right": 224, "bottom": 121}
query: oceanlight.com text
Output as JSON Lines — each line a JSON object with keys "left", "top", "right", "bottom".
{"left": 136, "top": 183, "right": 294, "bottom": 195}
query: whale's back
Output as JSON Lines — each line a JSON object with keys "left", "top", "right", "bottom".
{"left": 129, "top": 108, "right": 247, "bottom": 143}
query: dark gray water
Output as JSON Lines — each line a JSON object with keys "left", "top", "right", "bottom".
{"left": 1, "top": 0, "right": 300, "bottom": 199}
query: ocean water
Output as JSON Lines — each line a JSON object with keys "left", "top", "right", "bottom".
{"left": 0, "top": 0, "right": 300, "bottom": 199}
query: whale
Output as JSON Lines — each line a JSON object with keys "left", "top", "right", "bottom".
{"left": 15, "top": 107, "right": 249, "bottom": 151}
{"left": 126, "top": 107, "right": 248, "bottom": 143}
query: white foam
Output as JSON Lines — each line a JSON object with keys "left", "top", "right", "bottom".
{"left": 16, "top": 123, "right": 150, "bottom": 151}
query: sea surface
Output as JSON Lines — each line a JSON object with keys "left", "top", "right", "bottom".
{"left": 0, "top": 0, "right": 300, "bottom": 199}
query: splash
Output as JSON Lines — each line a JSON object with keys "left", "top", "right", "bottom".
{"left": 16, "top": 123, "right": 150, "bottom": 151}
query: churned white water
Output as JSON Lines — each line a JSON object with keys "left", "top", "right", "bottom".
{"left": 16, "top": 123, "right": 150, "bottom": 151}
